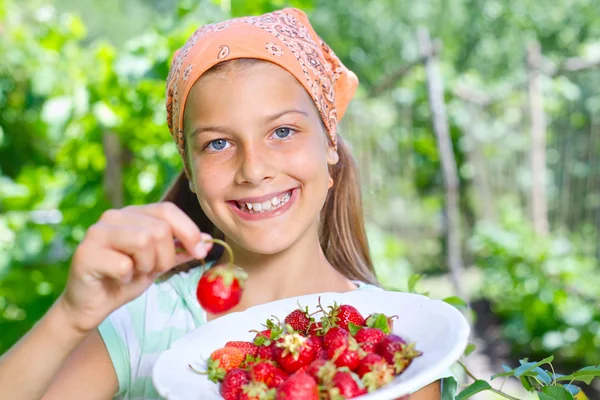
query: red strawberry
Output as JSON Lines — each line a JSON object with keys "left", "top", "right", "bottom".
{"left": 253, "top": 319, "right": 284, "bottom": 346}
{"left": 355, "top": 327, "right": 385, "bottom": 354}
{"left": 220, "top": 368, "right": 250, "bottom": 400}
{"left": 225, "top": 341, "right": 258, "bottom": 358}
{"left": 309, "top": 335, "right": 324, "bottom": 353}
{"left": 357, "top": 353, "right": 387, "bottom": 378}
{"left": 328, "top": 336, "right": 364, "bottom": 371}
{"left": 273, "top": 333, "right": 317, "bottom": 373}
{"left": 315, "top": 348, "right": 329, "bottom": 360}
{"left": 196, "top": 264, "right": 247, "bottom": 314}
{"left": 305, "top": 359, "right": 328, "bottom": 380}
{"left": 249, "top": 361, "right": 288, "bottom": 389}
{"left": 275, "top": 372, "right": 319, "bottom": 400}
{"left": 376, "top": 334, "right": 422, "bottom": 374}
{"left": 322, "top": 303, "right": 365, "bottom": 331}
{"left": 194, "top": 347, "right": 245, "bottom": 382}
{"left": 284, "top": 308, "right": 312, "bottom": 334}
{"left": 322, "top": 327, "right": 349, "bottom": 350}
{"left": 328, "top": 371, "right": 367, "bottom": 399}
{"left": 306, "top": 359, "right": 337, "bottom": 386}
{"left": 253, "top": 323, "right": 284, "bottom": 362}
{"left": 359, "top": 354, "right": 395, "bottom": 392}
{"left": 257, "top": 344, "right": 275, "bottom": 361}
{"left": 239, "top": 381, "right": 276, "bottom": 400}
{"left": 307, "top": 321, "right": 323, "bottom": 336}
{"left": 336, "top": 305, "right": 365, "bottom": 330}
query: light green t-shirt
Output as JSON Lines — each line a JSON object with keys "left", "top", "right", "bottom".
{"left": 98, "top": 266, "right": 458, "bottom": 399}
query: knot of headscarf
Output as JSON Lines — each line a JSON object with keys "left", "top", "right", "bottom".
{"left": 165, "top": 8, "right": 359, "bottom": 169}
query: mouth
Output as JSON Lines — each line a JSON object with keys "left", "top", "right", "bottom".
{"left": 231, "top": 189, "right": 293, "bottom": 214}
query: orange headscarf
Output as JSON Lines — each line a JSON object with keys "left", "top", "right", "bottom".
{"left": 165, "top": 8, "right": 359, "bottom": 167}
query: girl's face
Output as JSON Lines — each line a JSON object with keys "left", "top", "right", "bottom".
{"left": 183, "top": 61, "right": 338, "bottom": 255}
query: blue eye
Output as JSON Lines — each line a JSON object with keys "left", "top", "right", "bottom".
{"left": 273, "top": 127, "right": 295, "bottom": 139}
{"left": 207, "top": 139, "right": 229, "bottom": 151}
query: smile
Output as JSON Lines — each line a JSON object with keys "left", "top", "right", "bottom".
{"left": 228, "top": 188, "right": 298, "bottom": 220}
{"left": 235, "top": 190, "right": 291, "bottom": 214}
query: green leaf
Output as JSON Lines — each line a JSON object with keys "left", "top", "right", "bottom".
{"left": 492, "top": 364, "right": 518, "bottom": 380}
{"left": 464, "top": 343, "right": 476, "bottom": 357}
{"left": 519, "top": 375, "right": 535, "bottom": 392}
{"left": 407, "top": 274, "right": 422, "bottom": 293}
{"left": 443, "top": 296, "right": 467, "bottom": 309}
{"left": 365, "top": 313, "right": 391, "bottom": 334}
{"left": 539, "top": 386, "right": 574, "bottom": 400}
{"left": 514, "top": 356, "right": 554, "bottom": 378}
{"left": 567, "top": 366, "right": 600, "bottom": 385}
{"left": 455, "top": 380, "right": 491, "bottom": 400}
{"left": 348, "top": 322, "right": 361, "bottom": 336}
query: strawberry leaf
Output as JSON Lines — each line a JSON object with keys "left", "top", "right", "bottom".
{"left": 455, "top": 380, "right": 491, "bottom": 400}
{"left": 348, "top": 322, "right": 361, "bottom": 336}
{"left": 366, "top": 313, "right": 391, "bottom": 334}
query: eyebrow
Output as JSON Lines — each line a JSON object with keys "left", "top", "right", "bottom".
{"left": 189, "top": 109, "right": 309, "bottom": 139}
{"left": 264, "top": 108, "right": 309, "bottom": 124}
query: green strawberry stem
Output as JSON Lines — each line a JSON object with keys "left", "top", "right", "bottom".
{"left": 176, "top": 238, "right": 235, "bottom": 267}
{"left": 209, "top": 238, "right": 235, "bottom": 266}
{"left": 188, "top": 364, "right": 208, "bottom": 375}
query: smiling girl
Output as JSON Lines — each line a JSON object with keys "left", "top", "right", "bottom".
{"left": 0, "top": 8, "right": 456, "bottom": 400}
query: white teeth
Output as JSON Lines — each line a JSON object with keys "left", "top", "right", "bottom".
{"left": 239, "top": 190, "right": 293, "bottom": 214}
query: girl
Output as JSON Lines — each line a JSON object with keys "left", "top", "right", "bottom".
{"left": 0, "top": 8, "right": 456, "bottom": 400}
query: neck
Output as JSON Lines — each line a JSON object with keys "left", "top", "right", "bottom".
{"left": 220, "top": 222, "right": 356, "bottom": 307}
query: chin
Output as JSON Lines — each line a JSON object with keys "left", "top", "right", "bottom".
{"left": 231, "top": 229, "right": 300, "bottom": 256}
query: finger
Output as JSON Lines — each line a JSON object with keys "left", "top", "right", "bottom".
{"left": 87, "top": 223, "right": 157, "bottom": 274}
{"left": 99, "top": 211, "right": 176, "bottom": 273}
{"left": 123, "top": 202, "right": 213, "bottom": 258}
{"left": 74, "top": 244, "right": 135, "bottom": 283}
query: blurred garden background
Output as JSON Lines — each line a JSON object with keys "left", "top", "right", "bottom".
{"left": 1, "top": 0, "right": 600, "bottom": 398}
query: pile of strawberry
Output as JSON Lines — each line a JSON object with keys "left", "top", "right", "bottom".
{"left": 190, "top": 300, "right": 422, "bottom": 400}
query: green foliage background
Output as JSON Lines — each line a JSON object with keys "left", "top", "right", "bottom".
{"left": 1, "top": 0, "right": 600, "bottom": 395}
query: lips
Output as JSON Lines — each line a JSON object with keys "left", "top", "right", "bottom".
{"left": 227, "top": 188, "right": 299, "bottom": 221}
{"left": 233, "top": 190, "right": 293, "bottom": 214}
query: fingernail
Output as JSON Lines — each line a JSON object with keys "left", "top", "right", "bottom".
{"left": 195, "top": 242, "right": 208, "bottom": 259}
{"left": 200, "top": 233, "right": 212, "bottom": 242}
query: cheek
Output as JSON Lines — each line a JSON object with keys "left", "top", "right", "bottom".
{"left": 283, "top": 146, "right": 330, "bottom": 186}
{"left": 190, "top": 159, "right": 230, "bottom": 201}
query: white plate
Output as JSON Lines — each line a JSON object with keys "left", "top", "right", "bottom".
{"left": 153, "top": 290, "right": 470, "bottom": 400}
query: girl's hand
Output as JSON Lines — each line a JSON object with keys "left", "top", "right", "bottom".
{"left": 58, "top": 202, "right": 212, "bottom": 333}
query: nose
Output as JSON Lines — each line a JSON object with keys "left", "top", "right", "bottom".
{"left": 235, "top": 141, "right": 276, "bottom": 185}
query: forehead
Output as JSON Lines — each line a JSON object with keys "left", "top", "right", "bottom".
{"left": 184, "top": 61, "right": 318, "bottom": 122}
